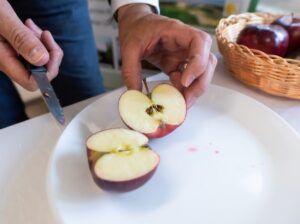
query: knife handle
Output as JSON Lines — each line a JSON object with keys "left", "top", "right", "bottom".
{"left": 19, "top": 56, "right": 47, "bottom": 75}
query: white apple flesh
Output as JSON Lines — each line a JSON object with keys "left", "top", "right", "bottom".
{"left": 119, "top": 84, "right": 186, "bottom": 138}
{"left": 86, "top": 128, "right": 159, "bottom": 192}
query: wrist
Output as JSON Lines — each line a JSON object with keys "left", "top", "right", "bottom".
{"left": 117, "top": 3, "right": 155, "bottom": 22}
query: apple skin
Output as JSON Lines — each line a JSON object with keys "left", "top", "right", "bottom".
{"left": 237, "top": 24, "right": 289, "bottom": 57}
{"left": 272, "top": 15, "right": 300, "bottom": 51}
{"left": 91, "top": 169, "right": 158, "bottom": 192}
{"left": 139, "top": 123, "right": 181, "bottom": 139}
{"left": 119, "top": 115, "right": 185, "bottom": 139}
{"left": 86, "top": 129, "right": 160, "bottom": 192}
{"left": 286, "top": 49, "right": 300, "bottom": 60}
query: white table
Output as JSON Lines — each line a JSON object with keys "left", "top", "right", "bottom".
{"left": 1, "top": 55, "right": 300, "bottom": 223}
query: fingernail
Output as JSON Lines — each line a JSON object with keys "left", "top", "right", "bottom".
{"left": 184, "top": 75, "right": 195, "bottom": 87}
{"left": 29, "top": 46, "right": 46, "bottom": 63}
{"left": 28, "top": 18, "right": 34, "bottom": 25}
{"left": 25, "top": 18, "right": 32, "bottom": 24}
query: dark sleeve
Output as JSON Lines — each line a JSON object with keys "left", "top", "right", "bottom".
{"left": 107, "top": 0, "right": 158, "bottom": 22}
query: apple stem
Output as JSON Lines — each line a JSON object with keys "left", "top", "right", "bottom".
{"left": 142, "top": 78, "right": 151, "bottom": 97}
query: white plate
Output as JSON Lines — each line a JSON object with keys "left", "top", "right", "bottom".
{"left": 47, "top": 83, "right": 300, "bottom": 224}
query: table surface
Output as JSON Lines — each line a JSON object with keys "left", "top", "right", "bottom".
{"left": 1, "top": 52, "right": 300, "bottom": 223}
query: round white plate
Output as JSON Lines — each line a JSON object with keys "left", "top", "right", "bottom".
{"left": 47, "top": 83, "right": 300, "bottom": 224}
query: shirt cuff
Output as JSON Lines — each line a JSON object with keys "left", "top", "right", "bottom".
{"left": 110, "top": 0, "right": 160, "bottom": 19}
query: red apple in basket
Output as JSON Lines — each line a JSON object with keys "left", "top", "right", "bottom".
{"left": 236, "top": 24, "right": 289, "bottom": 57}
{"left": 119, "top": 83, "right": 187, "bottom": 138}
{"left": 286, "top": 49, "right": 300, "bottom": 60}
{"left": 272, "top": 15, "right": 300, "bottom": 51}
{"left": 86, "top": 128, "right": 160, "bottom": 192}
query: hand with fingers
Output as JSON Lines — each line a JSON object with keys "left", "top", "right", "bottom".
{"left": 117, "top": 4, "right": 217, "bottom": 108}
{"left": 0, "top": 0, "right": 63, "bottom": 91}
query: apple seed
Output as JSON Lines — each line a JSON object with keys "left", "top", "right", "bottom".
{"left": 153, "top": 104, "right": 164, "bottom": 112}
{"left": 146, "top": 104, "right": 164, "bottom": 116}
{"left": 146, "top": 106, "right": 154, "bottom": 115}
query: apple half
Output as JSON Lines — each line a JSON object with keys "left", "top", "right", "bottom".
{"left": 86, "top": 128, "right": 159, "bottom": 192}
{"left": 119, "top": 84, "right": 187, "bottom": 138}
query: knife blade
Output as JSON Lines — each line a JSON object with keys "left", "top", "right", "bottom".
{"left": 22, "top": 60, "right": 65, "bottom": 125}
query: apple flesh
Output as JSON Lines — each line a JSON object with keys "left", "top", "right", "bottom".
{"left": 236, "top": 24, "right": 289, "bottom": 57}
{"left": 119, "top": 84, "right": 186, "bottom": 138}
{"left": 272, "top": 15, "right": 300, "bottom": 52}
{"left": 86, "top": 128, "right": 159, "bottom": 192}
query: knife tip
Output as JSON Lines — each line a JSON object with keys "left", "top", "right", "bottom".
{"left": 58, "top": 117, "right": 65, "bottom": 125}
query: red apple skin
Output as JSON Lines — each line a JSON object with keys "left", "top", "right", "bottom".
{"left": 92, "top": 169, "right": 158, "bottom": 192}
{"left": 286, "top": 49, "right": 300, "bottom": 60}
{"left": 143, "top": 123, "right": 182, "bottom": 138}
{"left": 87, "top": 148, "right": 102, "bottom": 170}
{"left": 237, "top": 24, "right": 289, "bottom": 57}
{"left": 86, "top": 149, "right": 159, "bottom": 192}
{"left": 120, "top": 116, "right": 186, "bottom": 139}
{"left": 272, "top": 15, "right": 300, "bottom": 51}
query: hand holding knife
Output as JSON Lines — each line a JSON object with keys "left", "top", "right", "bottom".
{"left": 21, "top": 57, "right": 65, "bottom": 125}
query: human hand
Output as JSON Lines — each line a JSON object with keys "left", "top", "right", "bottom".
{"left": 118, "top": 4, "right": 217, "bottom": 108}
{"left": 0, "top": 0, "right": 63, "bottom": 91}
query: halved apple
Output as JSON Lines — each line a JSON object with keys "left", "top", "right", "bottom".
{"left": 86, "top": 128, "right": 159, "bottom": 192}
{"left": 119, "top": 84, "right": 187, "bottom": 138}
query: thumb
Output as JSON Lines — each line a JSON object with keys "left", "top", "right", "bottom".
{"left": 0, "top": 1, "right": 49, "bottom": 65}
{"left": 121, "top": 43, "right": 142, "bottom": 90}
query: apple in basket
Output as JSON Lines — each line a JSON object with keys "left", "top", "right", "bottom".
{"left": 86, "top": 128, "right": 160, "bottom": 192}
{"left": 236, "top": 24, "right": 289, "bottom": 57}
{"left": 272, "top": 15, "right": 300, "bottom": 52}
{"left": 119, "top": 83, "right": 187, "bottom": 138}
{"left": 286, "top": 49, "right": 300, "bottom": 60}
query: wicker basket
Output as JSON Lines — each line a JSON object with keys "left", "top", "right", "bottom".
{"left": 216, "top": 12, "right": 300, "bottom": 99}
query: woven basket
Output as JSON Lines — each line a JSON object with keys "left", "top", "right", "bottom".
{"left": 216, "top": 12, "right": 300, "bottom": 99}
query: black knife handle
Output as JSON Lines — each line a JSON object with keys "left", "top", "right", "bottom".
{"left": 19, "top": 56, "right": 47, "bottom": 75}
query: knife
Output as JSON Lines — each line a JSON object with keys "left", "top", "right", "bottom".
{"left": 22, "top": 59, "right": 65, "bottom": 125}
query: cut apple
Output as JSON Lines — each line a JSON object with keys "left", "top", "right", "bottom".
{"left": 86, "top": 128, "right": 159, "bottom": 192}
{"left": 119, "top": 84, "right": 186, "bottom": 138}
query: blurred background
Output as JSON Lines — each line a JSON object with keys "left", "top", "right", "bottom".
{"left": 17, "top": 0, "right": 300, "bottom": 118}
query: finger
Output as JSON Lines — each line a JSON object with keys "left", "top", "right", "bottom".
{"left": 179, "top": 31, "right": 212, "bottom": 87}
{"left": 121, "top": 42, "right": 142, "bottom": 90}
{"left": 169, "top": 71, "right": 184, "bottom": 92}
{"left": 0, "top": 1, "right": 49, "bottom": 65}
{"left": 184, "top": 53, "right": 217, "bottom": 108}
{"left": 24, "top": 18, "right": 42, "bottom": 38}
{"left": 41, "top": 31, "right": 63, "bottom": 81}
{"left": 0, "top": 36, "right": 38, "bottom": 90}
{"left": 1, "top": 56, "right": 38, "bottom": 91}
